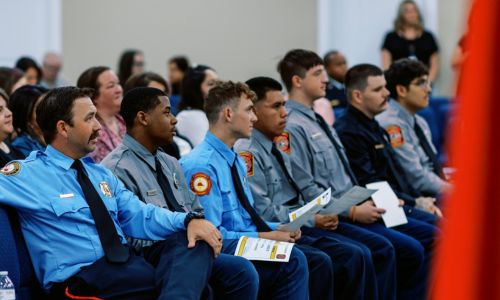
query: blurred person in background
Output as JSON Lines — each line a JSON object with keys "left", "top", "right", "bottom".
{"left": 167, "top": 56, "right": 190, "bottom": 115}
{"left": 77, "top": 66, "right": 125, "bottom": 162}
{"left": 323, "top": 50, "right": 348, "bottom": 109}
{"left": 118, "top": 49, "right": 145, "bottom": 86}
{"left": 15, "top": 56, "right": 42, "bottom": 85}
{"left": 0, "top": 67, "right": 27, "bottom": 95}
{"left": 176, "top": 65, "right": 218, "bottom": 147}
{"left": 8, "top": 85, "right": 48, "bottom": 157}
{"left": 40, "top": 51, "right": 71, "bottom": 89}
{"left": 0, "top": 89, "right": 22, "bottom": 167}
{"left": 381, "top": 0, "right": 439, "bottom": 82}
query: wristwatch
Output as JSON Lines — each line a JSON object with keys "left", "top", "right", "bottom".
{"left": 184, "top": 211, "right": 205, "bottom": 228}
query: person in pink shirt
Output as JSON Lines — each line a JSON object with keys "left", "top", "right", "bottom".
{"left": 77, "top": 66, "right": 125, "bottom": 162}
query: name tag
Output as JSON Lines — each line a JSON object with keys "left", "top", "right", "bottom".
{"left": 59, "top": 193, "right": 74, "bottom": 199}
{"left": 375, "top": 144, "right": 385, "bottom": 149}
{"left": 311, "top": 132, "right": 322, "bottom": 139}
{"left": 147, "top": 190, "right": 158, "bottom": 196}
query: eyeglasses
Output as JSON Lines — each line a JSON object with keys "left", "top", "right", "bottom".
{"left": 411, "top": 78, "right": 432, "bottom": 89}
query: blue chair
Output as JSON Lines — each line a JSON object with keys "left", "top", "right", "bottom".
{"left": 0, "top": 205, "right": 44, "bottom": 299}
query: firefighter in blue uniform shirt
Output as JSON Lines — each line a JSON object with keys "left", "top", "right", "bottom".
{"left": 180, "top": 80, "right": 332, "bottom": 300}
{"left": 0, "top": 87, "right": 220, "bottom": 299}
{"left": 102, "top": 87, "right": 260, "bottom": 299}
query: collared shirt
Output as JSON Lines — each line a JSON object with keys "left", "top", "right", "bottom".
{"left": 325, "top": 78, "right": 347, "bottom": 108}
{"left": 376, "top": 99, "right": 451, "bottom": 196}
{"left": 335, "top": 105, "right": 418, "bottom": 205}
{"left": 0, "top": 145, "right": 186, "bottom": 291}
{"left": 180, "top": 132, "right": 278, "bottom": 240}
{"left": 102, "top": 134, "right": 199, "bottom": 248}
{"left": 235, "top": 129, "right": 320, "bottom": 227}
{"left": 90, "top": 114, "right": 126, "bottom": 163}
{"left": 285, "top": 100, "right": 353, "bottom": 200}
{"left": 11, "top": 133, "right": 45, "bottom": 158}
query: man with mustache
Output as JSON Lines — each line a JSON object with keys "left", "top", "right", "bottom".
{"left": 234, "top": 76, "right": 379, "bottom": 300}
{"left": 376, "top": 59, "right": 452, "bottom": 198}
{"left": 102, "top": 87, "right": 260, "bottom": 299}
{"left": 0, "top": 86, "right": 220, "bottom": 299}
{"left": 335, "top": 63, "right": 442, "bottom": 219}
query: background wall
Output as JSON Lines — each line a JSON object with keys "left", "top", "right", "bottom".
{"left": 1, "top": 0, "right": 469, "bottom": 97}
{"left": 61, "top": 0, "right": 317, "bottom": 85}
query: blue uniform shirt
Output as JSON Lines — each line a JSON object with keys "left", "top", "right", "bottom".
{"left": 180, "top": 132, "right": 278, "bottom": 240}
{"left": 11, "top": 133, "right": 45, "bottom": 158}
{"left": 0, "top": 145, "right": 187, "bottom": 291}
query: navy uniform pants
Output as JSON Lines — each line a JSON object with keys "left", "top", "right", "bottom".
{"left": 49, "top": 232, "right": 259, "bottom": 300}
{"left": 300, "top": 228, "right": 375, "bottom": 300}
{"left": 328, "top": 222, "right": 398, "bottom": 300}
{"left": 223, "top": 238, "right": 310, "bottom": 300}
{"left": 348, "top": 216, "right": 436, "bottom": 300}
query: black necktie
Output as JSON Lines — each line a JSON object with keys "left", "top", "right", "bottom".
{"left": 314, "top": 113, "right": 359, "bottom": 185}
{"left": 155, "top": 156, "right": 185, "bottom": 212}
{"left": 71, "top": 159, "right": 129, "bottom": 263}
{"left": 271, "top": 144, "right": 301, "bottom": 196}
{"left": 230, "top": 161, "right": 272, "bottom": 232}
{"left": 413, "top": 119, "right": 445, "bottom": 179}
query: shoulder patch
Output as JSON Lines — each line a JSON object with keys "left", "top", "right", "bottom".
{"left": 0, "top": 161, "right": 21, "bottom": 176}
{"left": 99, "top": 182, "right": 113, "bottom": 197}
{"left": 190, "top": 172, "right": 212, "bottom": 196}
{"left": 274, "top": 131, "right": 291, "bottom": 154}
{"left": 385, "top": 125, "right": 404, "bottom": 148}
{"left": 238, "top": 151, "right": 254, "bottom": 177}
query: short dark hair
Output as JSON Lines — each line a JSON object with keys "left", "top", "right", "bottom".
{"left": 120, "top": 87, "right": 167, "bottom": 129}
{"left": 123, "top": 72, "right": 169, "bottom": 94}
{"left": 15, "top": 56, "right": 42, "bottom": 83}
{"left": 385, "top": 59, "right": 429, "bottom": 100}
{"left": 36, "top": 86, "right": 95, "bottom": 144}
{"left": 323, "top": 50, "right": 340, "bottom": 68}
{"left": 179, "top": 65, "right": 214, "bottom": 112}
{"left": 76, "top": 66, "right": 110, "bottom": 100}
{"left": 204, "top": 81, "right": 256, "bottom": 124}
{"left": 9, "top": 85, "right": 48, "bottom": 134}
{"left": 168, "top": 56, "right": 190, "bottom": 72}
{"left": 345, "top": 64, "right": 384, "bottom": 101}
{"left": 0, "top": 67, "right": 24, "bottom": 95}
{"left": 277, "top": 49, "right": 323, "bottom": 91}
{"left": 245, "top": 77, "right": 282, "bottom": 103}
{"left": 118, "top": 49, "right": 142, "bottom": 85}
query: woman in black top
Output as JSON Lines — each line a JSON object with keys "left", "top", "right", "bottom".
{"left": 0, "top": 89, "right": 22, "bottom": 167}
{"left": 381, "top": 0, "right": 439, "bottom": 81}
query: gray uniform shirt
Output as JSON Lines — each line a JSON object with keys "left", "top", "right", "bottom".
{"left": 285, "top": 100, "right": 354, "bottom": 201}
{"left": 235, "top": 129, "right": 320, "bottom": 226}
{"left": 102, "top": 134, "right": 202, "bottom": 248}
{"left": 376, "top": 99, "right": 451, "bottom": 196}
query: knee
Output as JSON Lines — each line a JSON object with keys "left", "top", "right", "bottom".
{"left": 289, "top": 247, "right": 309, "bottom": 275}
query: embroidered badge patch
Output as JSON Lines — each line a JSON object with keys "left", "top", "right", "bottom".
{"left": 190, "top": 172, "right": 212, "bottom": 196}
{"left": 385, "top": 125, "right": 404, "bottom": 148}
{"left": 99, "top": 182, "right": 113, "bottom": 197}
{"left": 274, "top": 131, "right": 291, "bottom": 154}
{"left": 0, "top": 161, "right": 21, "bottom": 176}
{"left": 238, "top": 151, "right": 254, "bottom": 177}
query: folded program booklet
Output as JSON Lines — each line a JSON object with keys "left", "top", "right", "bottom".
{"left": 234, "top": 236, "right": 294, "bottom": 262}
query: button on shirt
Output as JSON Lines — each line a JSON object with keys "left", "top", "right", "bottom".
{"left": 335, "top": 105, "right": 419, "bottom": 205}
{"left": 0, "top": 145, "right": 187, "bottom": 291}
{"left": 102, "top": 134, "right": 198, "bottom": 248}
{"left": 180, "top": 132, "right": 279, "bottom": 240}
{"left": 376, "top": 99, "right": 451, "bottom": 196}
{"left": 235, "top": 129, "right": 320, "bottom": 227}
{"left": 285, "top": 100, "right": 353, "bottom": 200}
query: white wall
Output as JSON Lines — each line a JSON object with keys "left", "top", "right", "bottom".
{"left": 317, "top": 0, "right": 466, "bottom": 97}
{"left": 0, "top": 0, "right": 61, "bottom": 66}
{"left": 61, "top": 0, "right": 317, "bottom": 84}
